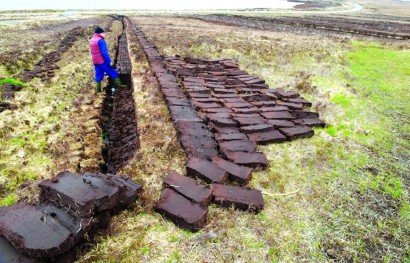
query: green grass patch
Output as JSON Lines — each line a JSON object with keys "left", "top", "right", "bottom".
{"left": 0, "top": 193, "right": 17, "bottom": 206}
{"left": 0, "top": 78, "right": 26, "bottom": 86}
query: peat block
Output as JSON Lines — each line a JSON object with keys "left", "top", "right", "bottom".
{"left": 274, "top": 88, "right": 299, "bottom": 99}
{"left": 247, "top": 130, "right": 287, "bottom": 144}
{"left": 283, "top": 97, "right": 312, "bottom": 107}
{"left": 243, "top": 94, "right": 276, "bottom": 102}
{"left": 187, "top": 93, "right": 210, "bottom": 99}
{"left": 213, "top": 88, "right": 236, "bottom": 94}
{"left": 260, "top": 106, "right": 289, "bottom": 112}
{"left": 0, "top": 236, "right": 40, "bottom": 263}
{"left": 205, "top": 83, "right": 225, "bottom": 89}
{"left": 277, "top": 102, "right": 303, "bottom": 110}
{"left": 218, "top": 97, "right": 246, "bottom": 103}
{"left": 244, "top": 78, "right": 265, "bottom": 85}
{"left": 250, "top": 101, "right": 276, "bottom": 107}
{"left": 231, "top": 107, "right": 261, "bottom": 114}
{"left": 170, "top": 106, "right": 202, "bottom": 122}
{"left": 215, "top": 132, "right": 249, "bottom": 141}
{"left": 261, "top": 111, "right": 295, "bottom": 120}
{"left": 164, "top": 170, "right": 212, "bottom": 206}
{"left": 211, "top": 184, "right": 264, "bottom": 213}
{"left": 225, "top": 78, "right": 244, "bottom": 85}
{"left": 233, "top": 116, "right": 266, "bottom": 126}
{"left": 230, "top": 113, "right": 261, "bottom": 119}
{"left": 201, "top": 107, "right": 232, "bottom": 114}
{"left": 223, "top": 102, "right": 252, "bottom": 108}
{"left": 219, "top": 140, "right": 257, "bottom": 152}
{"left": 186, "top": 157, "right": 228, "bottom": 184}
{"left": 97, "top": 173, "right": 143, "bottom": 208}
{"left": 246, "top": 84, "right": 269, "bottom": 90}
{"left": 211, "top": 156, "right": 252, "bottom": 185}
{"left": 36, "top": 203, "right": 92, "bottom": 242}
{"left": 279, "top": 126, "right": 314, "bottom": 140}
{"left": 291, "top": 111, "right": 319, "bottom": 119}
{"left": 192, "top": 97, "right": 219, "bottom": 103}
{"left": 0, "top": 203, "right": 73, "bottom": 258}
{"left": 166, "top": 98, "right": 191, "bottom": 107}
{"left": 210, "top": 117, "right": 238, "bottom": 127}
{"left": 179, "top": 135, "right": 219, "bottom": 160}
{"left": 156, "top": 188, "right": 208, "bottom": 231}
{"left": 240, "top": 124, "right": 274, "bottom": 133}
{"left": 266, "top": 119, "right": 296, "bottom": 128}
{"left": 223, "top": 151, "right": 268, "bottom": 169}
{"left": 192, "top": 101, "right": 221, "bottom": 110}
{"left": 210, "top": 124, "right": 241, "bottom": 134}
{"left": 212, "top": 93, "right": 238, "bottom": 99}
{"left": 39, "top": 172, "right": 122, "bottom": 217}
{"left": 237, "top": 87, "right": 258, "bottom": 93}
{"left": 206, "top": 112, "right": 232, "bottom": 119}
{"left": 186, "top": 87, "right": 210, "bottom": 94}
{"left": 294, "top": 117, "right": 326, "bottom": 128}
{"left": 162, "top": 89, "right": 185, "bottom": 98}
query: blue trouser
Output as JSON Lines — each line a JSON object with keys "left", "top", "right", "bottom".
{"left": 94, "top": 61, "right": 119, "bottom": 82}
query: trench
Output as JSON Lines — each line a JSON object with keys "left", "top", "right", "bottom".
{"left": 99, "top": 16, "right": 139, "bottom": 174}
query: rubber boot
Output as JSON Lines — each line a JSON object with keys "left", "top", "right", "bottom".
{"left": 113, "top": 77, "right": 127, "bottom": 88}
{"left": 95, "top": 82, "right": 102, "bottom": 93}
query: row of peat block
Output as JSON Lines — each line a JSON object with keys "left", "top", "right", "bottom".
{"left": 128, "top": 21, "right": 262, "bottom": 231}
{"left": 1, "top": 26, "right": 88, "bottom": 114}
{"left": 129, "top": 19, "right": 325, "bottom": 231}
{"left": 0, "top": 172, "right": 142, "bottom": 262}
{"left": 21, "top": 27, "right": 85, "bottom": 83}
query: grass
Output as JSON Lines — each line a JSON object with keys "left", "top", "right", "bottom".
{"left": 0, "top": 78, "right": 26, "bottom": 86}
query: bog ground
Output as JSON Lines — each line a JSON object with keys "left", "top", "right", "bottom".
{"left": 0, "top": 1, "right": 409, "bottom": 262}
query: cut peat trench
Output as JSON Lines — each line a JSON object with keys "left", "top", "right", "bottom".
{"left": 100, "top": 18, "right": 139, "bottom": 174}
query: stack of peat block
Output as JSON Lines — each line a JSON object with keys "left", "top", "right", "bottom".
{"left": 129, "top": 20, "right": 324, "bottom": 231}
{"left": 0, "top": 172, "right": 142, "bottom": 262}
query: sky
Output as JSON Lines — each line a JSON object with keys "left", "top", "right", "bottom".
{"left": 0, "top": 0, "right": 299, "bottom": 10}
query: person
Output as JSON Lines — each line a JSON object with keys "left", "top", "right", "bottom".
{"left": 89, "top": 26, "right": 124, "bottom": 92}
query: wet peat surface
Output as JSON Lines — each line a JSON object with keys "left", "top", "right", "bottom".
{"left": 194, "top": 14, "right": 410, "bottom": 40}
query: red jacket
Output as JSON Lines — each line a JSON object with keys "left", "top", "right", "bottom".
{"left": 90, "top": 33, "right": 107, "bottom": 65}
